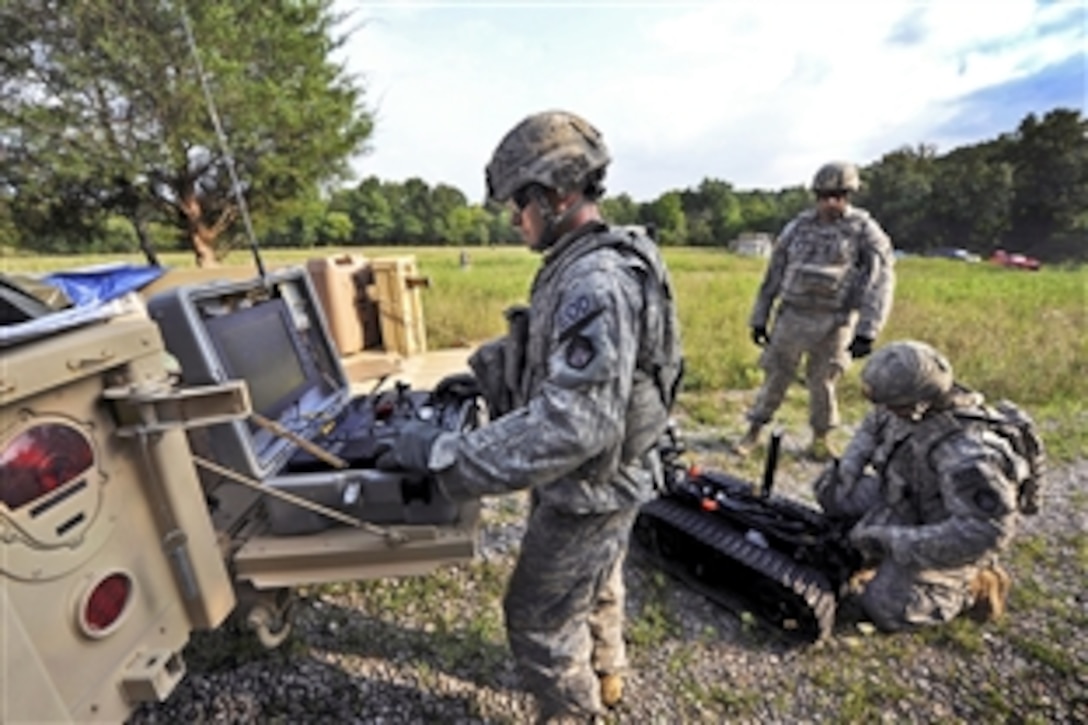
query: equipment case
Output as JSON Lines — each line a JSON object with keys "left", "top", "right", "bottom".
{"left": 146, "top": 268, "right": 480, "bottom": 538}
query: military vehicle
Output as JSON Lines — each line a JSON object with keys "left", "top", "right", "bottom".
{"left": 0, "top": 260, "right": 482, "bottom": 723}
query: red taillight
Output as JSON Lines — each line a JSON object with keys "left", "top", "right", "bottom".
{"left": 81, "top": 572, "right": 133, "bottom": 637}
{"left": 0, "top": 424, "right": 94, "bottom": 510}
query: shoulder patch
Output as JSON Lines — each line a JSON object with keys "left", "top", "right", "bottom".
{"left": 556, "top": 292, "right": 603, "bottom": 340}
{"left": 564, "top": 334, "right": 596, "bottom": 370}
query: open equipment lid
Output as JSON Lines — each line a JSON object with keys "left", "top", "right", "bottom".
{"left": 147, "top": 267, "right": 350, "bottom": 481}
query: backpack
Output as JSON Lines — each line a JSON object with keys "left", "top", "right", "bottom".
{"left": 607, "top": 227, "right": 684, "bottom": 411}
{"left": 954, "top": 400, "right": 1047, "bottom": 515}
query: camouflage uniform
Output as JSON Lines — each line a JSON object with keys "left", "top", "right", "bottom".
{"left": 747, "top": 172, "right": 895, "bottom": 440}
{"left": 815, "top": 342, "right": 1029, "bottom": 631}
{"left": 430, "top": 220, "right": 681, "bottom": 718}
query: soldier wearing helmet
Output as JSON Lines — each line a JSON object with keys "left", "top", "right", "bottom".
{"left": 812, "top": 340, "right": 1040, "bottom": 631}
{"left": 738, "top": 160, "right": 896, "bottom": 461}
{"left": 485, "top": 110, "right": 613, "bottom": 251}
{"left": 376, "top": 110, "right": 682, "bottom": 721}
{"left": 860, "top": 339, "right": 954, "bottom": 418}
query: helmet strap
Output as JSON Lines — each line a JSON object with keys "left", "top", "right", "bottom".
{"left": 533, "top": 190, "right": 588, "bottom": 252}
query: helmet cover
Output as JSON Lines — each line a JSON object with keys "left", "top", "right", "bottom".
{"left": 486, "top": 110, "right": 611, "bottom": 203}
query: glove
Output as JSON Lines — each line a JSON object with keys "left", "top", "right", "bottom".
{"left": 432, "top": 372, "right": 482, "bottom": 401}
{"left": 848, "top": 335, "right": 874, "bottom": 359}
{"left": 751, "top": 325, "right": 770, "bottom": 347}
{"left": 849, "top": 524, "right": 889, "bottom": 561}
{"left": 374, "top": 421, "right": 443, "bottom": 475}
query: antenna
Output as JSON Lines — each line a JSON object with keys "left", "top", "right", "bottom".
{"left": 172, "top": 1, "right": 267, "bottom": 281}
{"left": 760, "top": 427, "right": 782, "bottom": 498}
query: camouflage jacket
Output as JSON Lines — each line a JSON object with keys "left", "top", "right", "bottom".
{"left": 431, "top": 222, "right": 682, "bottom": 514}
{"left": 749, "top": 205, "right": 895, "bottom": 339}
{"left": 823, "top": 392, "right": 1023, "bottom": 570}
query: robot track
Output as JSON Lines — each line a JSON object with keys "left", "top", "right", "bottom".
{"left": 634, "top": 496, "right": 838, "bottom": 643}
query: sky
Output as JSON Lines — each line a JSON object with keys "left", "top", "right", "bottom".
{"left": 332, "top": 0, "right": 1086, "bottom": 203}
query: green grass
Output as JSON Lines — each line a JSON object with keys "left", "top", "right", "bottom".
{"left": 426, "top": 249, "right": 1084, "bottom": 458}
{"left": 626, "top": 570, "right": 680, "bottom": 649}
{"left": 4, "top": 246, "right": 1085, "bottom": 460}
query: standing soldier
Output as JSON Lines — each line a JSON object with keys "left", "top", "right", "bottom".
{"left": 813, "top": 341, "right": 1043, "bottom": 631}
{"left": 738, "top": 161, "right": 895, "bottom": 460}
{"left": 375, "top": 110, "right": 683, "bottom": 723}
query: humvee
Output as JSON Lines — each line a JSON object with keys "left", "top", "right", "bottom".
{"left": 0, "top": 258, "right": 481, "bottom": 723}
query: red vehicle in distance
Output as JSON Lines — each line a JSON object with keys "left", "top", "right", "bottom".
{"left": 990, "top": 248, "right": 1042, "bottom": 271}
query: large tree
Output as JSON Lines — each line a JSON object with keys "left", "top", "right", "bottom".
{"left": 599, "top": 193, "right": 640, "bottom": 227}
{"left": 928, "top": 142, "right": 1014, "bottom": 253}
{"left": 1006, "top": 108, "right": 1088, "bottom": 245}
{"left": 856, "top": 145, "right": 937, "bottom": 251}
{"left": 679, "top": 178, "right": 743, "bottom": 246}
{"left": 0, "top": 0, "right": 372, "bottom": 265}
{"left": 339, "top": 177, "right": 395, "bottom": 244}
{"left": 639, "top": 191, "right": 687, "bottom": 246}
{"left": 429, "top": 183, "right": 469, "bottom": 242}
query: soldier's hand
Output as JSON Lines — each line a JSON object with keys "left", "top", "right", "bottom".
{"left": 848, "top": 335, "right": 874, "bottom": 359}
{"left": 849, "top": 524, "right": 889, "bottom": 561}
{"left": 432, "top": 372, "right": 482, "bottom": 401}
{"left": 374, "top": 421, "right": 443, "bottom": 475}
{"left": 751, "top": 325, "right": 770, "bottom": 347}
{"left": 812, "top": 460, "right": 842, "bottom": 509}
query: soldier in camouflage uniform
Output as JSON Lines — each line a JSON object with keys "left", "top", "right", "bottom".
{"left": 376, "top": 110, "right": 682, "bottom": 723}
{"left": 813, "top": 341, "right": 1032, "bottom": 631}
{"left": 739, "top": 162, "right": 895, "bottom": 460}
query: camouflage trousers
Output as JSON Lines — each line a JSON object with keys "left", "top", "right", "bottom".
{"left": 747, "top": 305, "right": 854, "bottom": 435}
{"left": 859, "top": 558, "right": 978, "bottom": 631}
{"left": 503, "top": 502, "right": 639, "bottom": 722}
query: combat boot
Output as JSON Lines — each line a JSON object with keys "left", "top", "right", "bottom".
{"left": 967, "top": 564, "right": 1012, "bottom": 622}
{"left": 734, "top": 423, "right": 763, "bottom": 457}
{"left": 807, "top": 433, "right": 837, "bottom": 462}
{"left": 599, "top": 673, "right": 623, "bottom": 708}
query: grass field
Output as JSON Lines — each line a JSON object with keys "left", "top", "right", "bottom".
{"left": 4, "top": 245, "right": 1085, "bottom": 459}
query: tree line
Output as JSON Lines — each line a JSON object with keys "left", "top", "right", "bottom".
{"left": 2, "top": 2, "right": 1085, "bottom": 264}
{"left": 255, "top": 107, "right": 1088, "bottom": 263}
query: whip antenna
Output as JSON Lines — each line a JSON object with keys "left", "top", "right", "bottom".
{"left": 173, "top": 2, "right": 267, "bottom": 280}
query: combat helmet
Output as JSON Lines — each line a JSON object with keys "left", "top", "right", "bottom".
{"left": 485, "top": 110, "right": 611, "bottom": 204}
{"left": 861, "top": 340, "right": 954, "bottom": 408}
{"left": 812, "top": 161, "right": 861, "bottom": 193}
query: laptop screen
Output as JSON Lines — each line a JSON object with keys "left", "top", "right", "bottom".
{"left": 204, "top": 298, "right": 318, "bottom": 421}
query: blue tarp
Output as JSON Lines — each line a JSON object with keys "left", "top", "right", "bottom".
{"left": 1, "top": 263, "right": 166, "bottom": 347}
{"left": 43, "top": 263, "right": 166, "bottom": 307}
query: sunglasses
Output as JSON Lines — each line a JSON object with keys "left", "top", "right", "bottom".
{"left": 512, "top": 186, "right": 535, "bottom": 211}
{"left": 815, "top": 190, "right": 849, "bottom": 200}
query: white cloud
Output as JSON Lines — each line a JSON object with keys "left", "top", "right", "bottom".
{"left": 334, "top": 0, "right": 1085, "bottom": 201}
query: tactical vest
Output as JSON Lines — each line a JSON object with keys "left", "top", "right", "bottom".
{"left": 780, "top": 209, "right": 873, "bottom": 312}
{"left": 538, "top": 224, "right": 684, "bottom": 412}
{"left": 912, "top": 400, "right": 1046, "bottom": 515}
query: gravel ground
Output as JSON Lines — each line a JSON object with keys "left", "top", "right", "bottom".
{"left": 128, "top": 452, "right": 1088, "bottom": 724}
